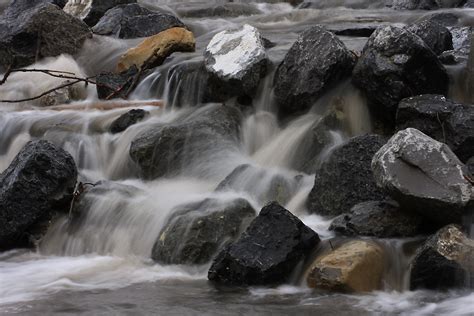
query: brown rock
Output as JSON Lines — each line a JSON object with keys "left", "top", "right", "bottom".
{"left": 306, "top": 240, "right": 384, "bottom": 292}
{"left": 117, "top": 27, "right": 195, "bottom": 72}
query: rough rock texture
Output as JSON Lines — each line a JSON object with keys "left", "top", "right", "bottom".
{"left": 208, "top": 202, "right": 320, "bottom": 286}
{"left": 151, "top": 198, "right": 256, "bottom": 265}
{"left": 0, "top": 2, "right": 91, "bottom": 70}
{"left": 0, "top": 140, "right": 77, "bottom": 250}
{"left": 329, "top": 200, "right": 425, "bottom": 238}
{"left": 406, "top": 20, "right": 453, "bottom": 55}
{"left": 307, "top": 134, "right": 388, "bottom": 216}
{"left": 109, "top": 109, "right": 149, "bottom": 134}
{"left": 372, "top": 128, "right": 473, "bottom": 225}
{"left": 177, "top": 3, "right": 261, "bottom": 18}
{"left": 396, "top": 95, "right": 474, "bottom": 162}
{"left": 166, "top": 61, "right": 208, "bottom": 108}
{"left": 117, "top": 27, "right": 195, "bottom": 72}
{"left": 92, "top": 3, "right": 185, "bottom": 39}
{"left": 274, "top": 25, "right": 355, "bottom": 116}
{"left": 352, "top": 25, "right": 449, "bottom": 128}
{"left": 306, "top": 240, "right": 384, "bottom": 292}
{"left": 63, "top": 0, "right": 136, "bottom": 26}
{"left": 96, "top": 65, "right": 139, "bottom": 100}
{"left": 391, "top": 0, "right": 440, "bottom": 10}
{"left": 130, "top": 104, "right": 242, "bottom": 179}
{"left": 410, "top": 224, "right": 474, "bottom": 290}
{"left": 203, "top": 24, "right": 268, "bottom": 102}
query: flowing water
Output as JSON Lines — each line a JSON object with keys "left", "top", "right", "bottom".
{"left": 0, "top": 0, "right": 473, "bottom": 314}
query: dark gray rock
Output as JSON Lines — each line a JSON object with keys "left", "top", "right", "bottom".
{"left": 391, "top": 0, "right": 440, "bottom": 10}
{"left": 396, "top": 95, "right": 474, "bottom": 162}
{"left": 299, "top": 0, "right": 387, "bottom": 9}
{"left": 95, "top": 65, "right": 138, "bottom": 100}
{"left": 330, "top": 200, "right": 425, "bottom": 237}
{"left": 372, "top": 128, "right": 473, "bottom": 225}
{"left": 273, "top": 25, "right": 355, "bottom": 117}
{"left": 109, "top": 109, "right": 149, "bottom": 134}
{"left": 0, "top": 2, "right": 91, "bottom": 70}
{"left": 63, "top": 0, "right": 136, "bottom": 27}
{"left": 177, "top": 3, "right": 261, "bottom": 18}
{"left": 129, "top": 104, "right": 242, "bottom": 179}
{"left": 352, "top": 25, "right": 449, "bottom": 128}
{"left": 468, "top": 157, "right": 474, "bottom": 176}
{"left": 208, "top": 202, "right": 320, "bottom": 286}
{"left": 0, "top": 140, "right": 77, "bottom": 250}
{"left": 151, "top": 198, "right": 256, "bottom": 265}
{"left": 410, "top": 224, "right": 474, "bottom": 290}
{"left": 307, "top": 134, "right": 388, "bottom": 216}
{"left": 203, "top": 24, "right": 268, "bottom": 103}
{"left": 166, "top": 61, "right": 208, "bottom": 108}
{"left": 407, "top": 20, "right": 453, "bottom": 55}
{"left": 92, "top": 3, "right": 185, "bottom": 39}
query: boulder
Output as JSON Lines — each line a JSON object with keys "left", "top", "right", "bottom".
{"left": 203, "top": 24, "right": 268, "bottom": 103}
{"left": 329, "top": 200, "right": 425, "bottom": 238}
{"left": 274, "top": 25, "right": 355, "bottom": 116}
{"left": 129, "top": 104, "right": 242, "bottom": 179}
{"left": 307, "top": 134, "right": 388, "bottom": 216}
{"left": 151, "top": 198, "right": 256, "bottom": 265}
{"left": 372, "top": 128, "right": 473, "bottom": 225}
{"left": 92, "top": 3, "right": 185, "bottom": 39}
{"left": 306, "top": 240, "right": 384, "bottom": 292}
{"left": 406, "top": 20, "right": 453, "bottom": 55}
{"left": 63, "top": 0, "right": 136, "bottom": 26}
{"left": 396, "top": 95, "right": 474, "bottom": 162}
{"left": 0, "top": 2, "right": 91, "bottom": 70}
{"left": 166, "top": 61, "right": 208, "bottom": 108}
{"left": 117, "top": 27, "right": 195, "bottom": 72}
{"left": 0, "top": 140, "right": 77, "bottom": 250}
{"left": 177, "top": 3, "right": 261, "bottom": 18}
{"left": 352, "top": 25, "right": 449, "bottom": 128}
{"left": 298, "top": 0, "right": 387, "bottom": 9}
{"left": 410, "top": 224, "right": 474, "bottom": 290}
{"left": 391, "top": 0, "right": 440, "bottom": 9}
{"left": 96, "top": 65, "right": 139, "bottom": 100}
{"left": 109, "top": 109, "right": 149, "bottom": 134}
{"left": 208, "top": 202, "right": 320, "bottom": 285}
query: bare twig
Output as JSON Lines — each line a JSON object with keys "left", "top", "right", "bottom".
{"left": 0, "top": 79, "right": 82, "bottom": 103}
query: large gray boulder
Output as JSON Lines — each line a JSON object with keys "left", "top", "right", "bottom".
{"left": 307, "top": 134, "right": 388, "bottom": 216}
{"left": 406, "top": 20, "right": 453, "bottom": 55}
{"left": 273, "top": 25, "right": 355, "bottom": 117}
{"left": 151, "top": 198, "right": 256, "bottom": 265}
{"left": 396, "top": 95, "right": 474, "bottom": 162}
{"left": 129, "top": 104, "right": 242, "bottom": 179}
{"left": 372, "top": 128, "right": 473, "bottom": 225}
{"left": 0, "top": 2, "right": 91, "bottom": 70}
{"left": 204, "top": 24, "right": 268, "bottom": 102}
{"left": 63, "top": 0, "right": 136, "bottom": 26}
{"left": 352, "top": 25, "right": 448, "bottom": 128}
{"left": 0, "top": 140, "right": 77, "bottom": 250}
{"left": 92, "top": 3, "right": 185, "bottom": 39}
{"left": 208, "top": 202, "right": 320, "bottom": 286}
{"left": 410, "top": 224, "right": 474, "bottom": 290}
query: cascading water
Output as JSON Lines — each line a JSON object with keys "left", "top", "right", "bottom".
{"left": 1, "top": 0, "right": 473, "bottom": 314}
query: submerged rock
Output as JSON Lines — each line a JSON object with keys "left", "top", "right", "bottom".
{"left": 330, "top": 200, "right": 425, "bottom": 238}
{"left": 372, "top": 128, "right": 473, "bottom": 225}
{"left": 0, "top": 140, "right": 77, "bottom": 250}
{"left": 352, "top": 25, "right": 448, "bottom": 128}
{"left": 96, "top": 65, "right": 139, "bottom": 100}
{"left": 406, "top": 20, "right": 453, "bottom": 55}
{"left": 410, "top": 225, "right": 474, "bottom": 290}
{"left": 391, "top": 0, "right": 440, "bottom": 10}
{"left": 306, "top": 240, "right": 384, "bottom": 292}
{"left": 208, "top": 202, "right": 320, "bottom": 286}
{"left": 109, "top": 109, "right": 149, "bottom": 134}
{"left": 274, "top": 25, "right": 355, "bottom": 116}
{"left": 0, "top": 2, "right": 91, "bottom": 70}
{"left": 92, "top": 3, "right": 185, "bottom": 39}
{"left": 63, "top": 0, "right": 136, "bottom": 26}
{"left": 151, "top": 198, "right": 256, "bottom": 265}
{"left": 307, "top": 134, "right": 388, "bottom": 216}
{"left": 130, "top": 104, "right": 242, "bottom": 179}
{"left": 203, "top": 24, "right": 268, "bottom": 102}
{"left": 117, "top": 27, "right": 196, "bottom": 72}
{"left": 396, "top": 95, "right": 474, "bottom": 162}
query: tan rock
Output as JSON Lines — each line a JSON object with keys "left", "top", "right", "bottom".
{"left": 117, "top": 27, "right": 195, "bottom": 72}
{"left": 306, "top": 240, "right": 384, "bottom": 292}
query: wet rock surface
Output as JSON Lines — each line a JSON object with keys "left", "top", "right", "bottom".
{"left": 406, "top": 20, "right": 453, "bottom": 55}
{"left": 273, "top": 25, "right": 355, "bottom": 117}
{"left": 63, "top": 0, "right": 136, "bottom": 27}
{"left": 0, "top": 140, "right": 77, "bottom": 250}
{"left": 151, "top": 198, "right": 256, "bottom": 265}
{"left": 96, "top": 66, "right": 139, "bottom": 100}
{"left": 372, "top": 128, "right": 473, "bottom": 225}
{"left": 208, "top": 202, "right": 320, "bottom": 286}
{"left": 109, "top": 109, "right": 149, "bottom": 134}
{"left": 177, "top": 3, "right": 261, "bottom": 18}
{"left": 307, "top": 134, "right": 388, "bottom": 216}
